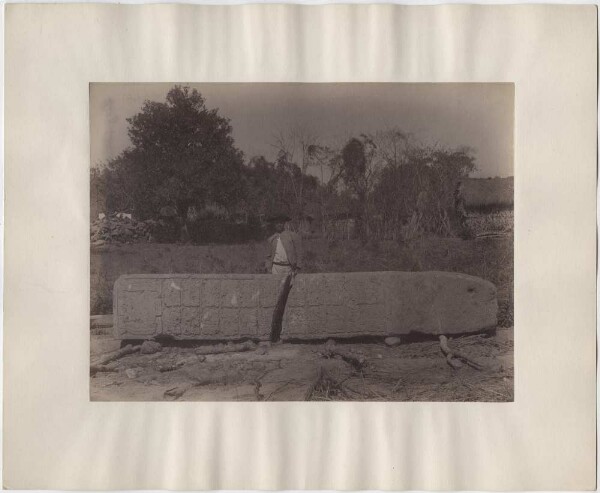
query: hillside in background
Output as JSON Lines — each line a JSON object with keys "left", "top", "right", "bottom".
{"left": 464, "top": 176, "right": 513, "bottom": 211}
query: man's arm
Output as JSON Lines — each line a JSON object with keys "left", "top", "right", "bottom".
{"left": 264, "top": 234, "right": 275, "bottom": 272}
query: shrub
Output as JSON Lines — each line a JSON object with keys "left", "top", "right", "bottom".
{"left": 187, "top": 217, "right": 265, "bottom": 244}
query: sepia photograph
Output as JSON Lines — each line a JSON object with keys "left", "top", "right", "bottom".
{"left": 90, "top": 83, "right": 514, "bottom": 402}
{"left": 5, "top": 3, "right": 596, "bottom": 489}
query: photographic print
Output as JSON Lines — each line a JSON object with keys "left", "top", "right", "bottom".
{"left": 90, "top": 83, "right": 514, "bottom": 402}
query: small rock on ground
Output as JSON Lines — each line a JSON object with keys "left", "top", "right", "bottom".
{"left": 384, "top": 336, "right": 402, "bottom": 347}
{"left": 140, "top": 340, "right": 162, "bottom": 355}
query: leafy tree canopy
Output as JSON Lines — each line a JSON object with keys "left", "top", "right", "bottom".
{"left": 106, "top": 85, "right": 246, "bottom": 220}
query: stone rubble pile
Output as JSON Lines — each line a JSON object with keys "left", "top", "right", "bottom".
{"left": 90, "top": 214, "right": 156, "bottom": 246}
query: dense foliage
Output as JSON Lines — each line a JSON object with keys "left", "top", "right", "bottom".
{"left": 99, "top": 86, "right": 245, "bottom": 222}
{"left": 92, "top": 86, "right": 478, "bottom": 243}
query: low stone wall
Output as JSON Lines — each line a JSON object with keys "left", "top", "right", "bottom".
{"left": 113, "top": 272, "right": 497, "bottom": 340}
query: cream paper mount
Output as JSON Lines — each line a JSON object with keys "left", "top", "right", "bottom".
{"left": 4, "top": 4, "right": 597, "bottom": 490}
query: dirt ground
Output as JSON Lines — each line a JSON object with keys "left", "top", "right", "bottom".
{"left": 90, "top": 327, "right": 513, "bottom": 402}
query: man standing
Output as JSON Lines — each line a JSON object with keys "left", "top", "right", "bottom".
{"left": 265, "top": 215, "right": 303, "bottom": 275}
{"left": 265, "top": 215, "right": 303, "bottom": 342}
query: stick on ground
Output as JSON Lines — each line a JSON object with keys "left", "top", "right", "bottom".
{"left": 89, "top": 363, "right": 119, "bottom": 375}
{"left": 90, "top": 344, "right": 141, "bottom": 375}
{"left": 439, "top": 335, "right": 485, "bottom": 371}
{"left": 194, "top": 340, "right": 256, "bottom": 355}
{"left": 322, "top": 348, "right": 366, "bottom": 372}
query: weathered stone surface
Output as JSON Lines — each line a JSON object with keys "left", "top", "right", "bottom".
{"left": 113, "top": 272, "right": 497, "bottom": 341}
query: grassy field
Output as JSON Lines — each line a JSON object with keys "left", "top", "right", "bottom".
{"left": 91, "top": 234, "right": 513, "bottom": 326}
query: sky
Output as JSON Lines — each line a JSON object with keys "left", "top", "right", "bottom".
{"left": 90, "top": 83, "right": 513, "bottom": 178}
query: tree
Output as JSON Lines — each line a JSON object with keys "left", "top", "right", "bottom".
{"left": 372, "top": 138, "right": 477, "bottom": 238}
{"left": 271, "top": 126, "right": 321, "bottom": 224}
{"left": 339, "top": 136, "right": 380, "bottom": 239}
{"left": 105, "top": 85, "right": 246, "bottom": 239}
{"left": 303, "top": 144, "right": 340, "bottom": 237}
{"left": 242, "top": 154, "right": 319, "bottom": 227}
{"left": 371, "top": 128, "right": 411, "bottom": 169}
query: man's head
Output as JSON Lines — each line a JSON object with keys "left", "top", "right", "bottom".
{"left": 270, "top": 214, "right": 291, "bottom": 233}
{"left": 274, "top": 220, "right": 285, "bottom": 233}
